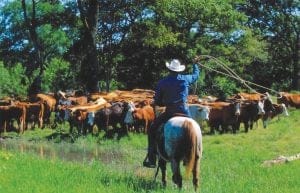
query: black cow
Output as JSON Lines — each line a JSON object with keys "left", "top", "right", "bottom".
{"left": 94, "top": 102, "right": 130, "bottom": 138}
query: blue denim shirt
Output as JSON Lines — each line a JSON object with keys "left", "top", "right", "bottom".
{"left": 154, "top": 64, "right": 200, "bottom": 116}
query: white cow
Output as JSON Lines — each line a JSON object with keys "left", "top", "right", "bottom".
{"left": 188, "top": 104, "right": 210, "bottom": 122}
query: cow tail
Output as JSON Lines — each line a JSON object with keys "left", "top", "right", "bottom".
{"left": 182, "top": 120, "right": 197, "bottom": 178}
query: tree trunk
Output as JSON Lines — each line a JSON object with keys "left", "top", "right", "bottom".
{"left": 22, "top": 0, "right": 44, "bottom": 95}
{"left": 292, "top": 34, "right": 300, "bottom": 90}
{"left": 78, "top": 0, "right": 100, "bottom": 93}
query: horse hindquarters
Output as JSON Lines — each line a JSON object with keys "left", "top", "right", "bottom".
{"left": 182, "top": 120, "right": 201, "bottom": 191}
{"left": 162, "top": 117, "right": 202, "bottom": 190}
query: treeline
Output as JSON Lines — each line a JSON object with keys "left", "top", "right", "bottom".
{"left": 0, "top": 0, "right": 299, "bottom": 98}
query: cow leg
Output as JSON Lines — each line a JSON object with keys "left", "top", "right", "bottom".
{"left": 220, "top": 124, "right": 227, "bottom": 134}
{"left": 80, "top": 122, "right": 85, "bottom": 135}
{"left": 244, "top": 121, "right": 249, "bottom": 133}
{"left": 19, "top": 118, "right": 24, "bottom": 134}
{"left": 39, "top": 116, "right": 43, "bottom": 129}
{"left": 69, "top": 120, "right": 74, "bottom": 134}
{"left": 4, "top": 121, "right": 7, "bottom": 134}
{"left": 263, "top": 119, "right": 268, "bottom": 128}
{"left": 232, "top": 122, "right": 238, "bottom": 134}
{"left": 144, "top": 120, "right": 148, "bottom": 134}
{"left": 249, "top": 119, "right": 253, "bottom": 130}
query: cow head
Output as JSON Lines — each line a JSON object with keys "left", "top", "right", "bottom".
{"left": 87, "top": 112, "right": 95, "bottom": 126}
{"left": 280, "top": 104, "right": 289, "bottom": 116}
{"left": 262, "top": 98, "right": 275, "bottom": 128}
{"left": 257, "top": 100, "right": 265, "bottom": 115}
{"left": 234, "top": 101, "right": 241, "bottom": 116}
{"left": 197, "top": 106, "right": 210, "bottom": 121}
{"left": 124, "top": 101, "right": 136, "bottom": 124}
{"left": 264, "top": 98, "right": 275, "bottom": 114}
{"left": 188, "top": 104, "right": 210, "bottom": 121}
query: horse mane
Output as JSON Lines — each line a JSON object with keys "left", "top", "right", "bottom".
{"left": 182, "top": 120, "right": 198, "bottom": 178}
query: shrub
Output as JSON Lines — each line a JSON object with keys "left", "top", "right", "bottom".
{"left": 42, "top": 58, "right": 75, "bottom": 92}
{"left": 0, "top": 62, "right": 29, "bottom": 98}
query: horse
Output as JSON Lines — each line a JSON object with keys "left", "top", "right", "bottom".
{"left": 155, "top": 116, "right": 203, "bottom": 191}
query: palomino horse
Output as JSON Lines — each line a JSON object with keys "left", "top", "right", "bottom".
{"left": 156, "top": 116, "right": 203, "bottom": 191}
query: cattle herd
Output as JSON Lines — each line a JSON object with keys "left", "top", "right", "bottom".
{"left": 0, "top": 89, "right": 299, "bottom": 137}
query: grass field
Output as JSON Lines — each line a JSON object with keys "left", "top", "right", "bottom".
{"left": 0, "top": 109, "right": 299, "bottom": 193}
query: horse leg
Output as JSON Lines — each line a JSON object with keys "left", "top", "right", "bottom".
{"left": 158, "top": 159, "right": 167, "bottom": 187}
{"left": 171, "top": 159, "right": 182, "bottom": 189}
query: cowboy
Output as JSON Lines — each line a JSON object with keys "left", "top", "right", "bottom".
{"left": 143, "top": 57, "right": 201, "bottom": 168}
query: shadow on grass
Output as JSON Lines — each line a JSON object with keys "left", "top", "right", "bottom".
{"left": 98, "top": 173, "right": 164, "bottom": 192}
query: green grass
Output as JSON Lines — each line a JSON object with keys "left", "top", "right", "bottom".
{"left": 0, "top": 109, "right": 300, "bottom": 193}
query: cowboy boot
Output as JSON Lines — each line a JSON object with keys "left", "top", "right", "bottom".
{"left": 143, "top": 133, "right": 157, "bottom": 168}
{"left": 143, "top": 149, "right": 156, "bottom": 168}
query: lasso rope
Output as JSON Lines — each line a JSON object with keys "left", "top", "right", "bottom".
{"left": 197, "top": 55, "right": 281, "bottom": 95}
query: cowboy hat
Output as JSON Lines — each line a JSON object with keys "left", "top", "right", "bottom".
{"left": 165, "top": 59, "right": 185, "bottom": 72}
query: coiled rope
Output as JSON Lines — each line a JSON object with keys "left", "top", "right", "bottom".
{"left": 197, "top": 55, "right": 281, "bottom": 95}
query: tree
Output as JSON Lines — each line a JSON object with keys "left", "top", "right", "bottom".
{"left": 77, "top": 0, "right": 100, "bottom": 93}
{"left": 241, "top": 0, "right": 300, "bottom": 90}
{"left": 96, "top": 0, "right": 152, "bottom": 92}
{"left": 120, "top": 0, "right": 267, "bottom": 97}
{"left": 0, "top": 0, "right": 75, "bottom": 94}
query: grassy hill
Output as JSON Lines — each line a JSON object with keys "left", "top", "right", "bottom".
{"left": 0, "top": 109, "right": 299, "bottom": 193}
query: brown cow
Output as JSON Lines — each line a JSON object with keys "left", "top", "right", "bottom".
{"left": 67, "top": 96, "right": 88, "bottom": 105}
{"left": 36, "top": 93, "right": 56, "bottom": 111}
{"left": 261, "top": 103, "right": 289, "bottom": 128}
{"left": 205, "top": 101, "right": 241, "bottom": 134}
{"left": 132, "top": 104, "right": 155, "bottom": 133}
{"left": 69, "top": 109, "right": 90, "bottom": 135}
{"left": 35, "top": 93, "right": 57, "bottom": 126}
{"left": 0, "top": 105, "right": 26, "bottom": 134}
{"left": 277, "top": 92, "right": 300, "bottom": 108}
{"left": 269, "top": 103, "right": 289, "bottom": 118}
{"left": 233, "top": 92, "right": 270, "bottom": 101}
{"left": 15, "top": 101, "right": 45, "bottom": 129}
{"left": 66, "top": 98, "right": 110, "bottom": 135}
{"left": 232, "top": 92, "right": 278, "bottom": 129}
{"left": 88, "top": 92, "right": 119, "bottom": 102}
{"left": 236, "top": 100, "right": 265, "bottom": 133}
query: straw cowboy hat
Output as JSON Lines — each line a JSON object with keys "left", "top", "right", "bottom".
{"left": 165, "top": 59, "right": 185, "bottom": 72}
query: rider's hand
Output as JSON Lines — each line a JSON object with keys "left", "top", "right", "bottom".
{"left": 193, "top": 56, "right": 201, "bottom": 63}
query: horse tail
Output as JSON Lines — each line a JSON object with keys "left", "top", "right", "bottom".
{"left": 182, "top": 120, "right": 198, "bottom": 178}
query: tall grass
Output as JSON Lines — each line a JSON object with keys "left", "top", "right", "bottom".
{"left": 0, "top": 109, "right": 299, "bottom": 193}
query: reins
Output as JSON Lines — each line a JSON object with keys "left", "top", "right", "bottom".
{"left": 197, "top": 55, "right": 282, "bottom": 96}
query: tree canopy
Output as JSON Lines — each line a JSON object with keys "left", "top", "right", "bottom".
{"left": 0, "top": 0, "right": 299, "bottom": 98}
